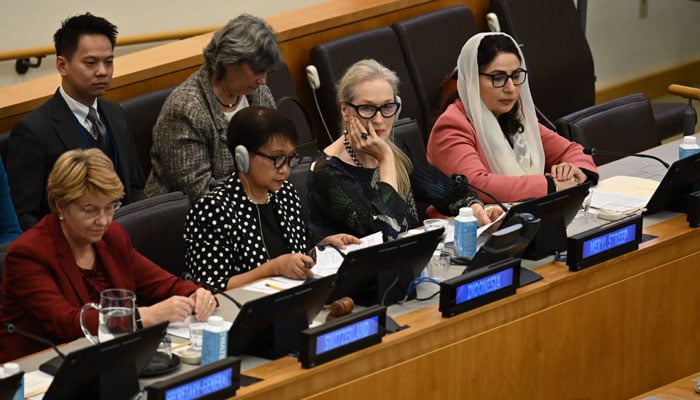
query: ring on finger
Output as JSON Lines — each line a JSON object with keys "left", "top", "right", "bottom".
{"left": 360, "top": 132, "right": 369, "bottom": 140}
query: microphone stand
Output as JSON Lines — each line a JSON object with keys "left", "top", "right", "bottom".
{"left": 584, "top": 148, "right": 670, "bottom": 168}
{"left": 3, "top": 322, "right": 66, "bottom": 375}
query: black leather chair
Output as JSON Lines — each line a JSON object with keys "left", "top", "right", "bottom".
{"left": 392, "top": 118, "right": 429, "bottom": 221}
{"left": 555, "top": 93, "right": 661, "bottom": 165}
{"left": 490, "top": 0, "right": 685, "bottom": 139}
{"left": 393, "top": 118, "right": 426, "bottom": 163}
{"left": 267, "top": 60, "right": 299, "bottom": 101}
{"left": 309, "top": 27, "right": 425, "bottom": 142}
{"left": 287, "top": 157, "right": 313, "bottom": 225}
{"left": 119, "top": 86, "right": 175, "bottom": 178}
{"left": 268, "top": 61, "right": 320, "bottom": 157}
{"left": 113, "top": 191, "right": 190, "bottom": 277}
{"left": 392, "top": 5, "right": 478, "bottom": 135}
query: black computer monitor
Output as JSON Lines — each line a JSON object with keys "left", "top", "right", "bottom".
{"left": 501, "top": 181, "right": 592, "bottom": 260}
{"left": 326, "top": 227, "right": 444, "bottom": 306}
{"left": 42, "top": 321, "right": 168, "bottom": 400}
{"left": 644, "top": 151, "right": 700, "bottom": 214}
{"left": 0, "top": 370, "right": 23, "bottom": 400}
{"left": 455, "top": 215, "right": 543, "bottom": 287}
{"left": 228, "top": 274, "right": 336, "bottom": 359}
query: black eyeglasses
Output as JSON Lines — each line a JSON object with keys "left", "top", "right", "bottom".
{"left": 479, "top": 68, "right": 528, "bottom": 88}
{"left": 346, "top": 102, "right": 401, "bottom": 119}
{"left": 253, "top": 150, "right": 302, "bottom": 169}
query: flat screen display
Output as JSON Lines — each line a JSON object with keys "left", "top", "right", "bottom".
{"left": 164, "top": 368, "right": 233, "bottom": 400}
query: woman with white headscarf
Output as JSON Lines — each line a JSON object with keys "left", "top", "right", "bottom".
{"left": 427, "top": 32, "right": 597, "bottom": 203}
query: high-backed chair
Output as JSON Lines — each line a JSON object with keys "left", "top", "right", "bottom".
{"left": 113, "top": 191, "right": 190, "bottom": 277}
{"left": 489, "top": 0, "right": 685, "bottom": 139}
{"left": 392, "top": 118, "right": 426, "bottom": 163}
{"left": 392, "top": 5, "right": 479, "bottom": 134}
{"left": 309, "top": 27, "right": 424, "bottom": 141}
{"left": 392, "top": 118, "right": 429, "bottom": 221}
{"left": 555, "top": 93, "right": 661, "bottom": 165}
{"left": 287, "top": 156, "right": 313, "bottom": 225}
{"left": 268, "top": 61, "right": 319, "bottom": 157}
{"left": 267, "top": 60, "right": 299, "bottom": 101}
{"left": 119, "top": 86, "right": 175, "bottom": 178}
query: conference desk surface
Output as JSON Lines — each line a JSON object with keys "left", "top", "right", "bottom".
{"left": 14, "top": 136, "right": 700, "bottom": 399}
{"left": 631, "top": 371, "right": 700, "bottom": 399}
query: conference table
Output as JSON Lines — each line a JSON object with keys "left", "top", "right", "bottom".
{"left": 14, "top": 135, "right": 700, "bottom": 399}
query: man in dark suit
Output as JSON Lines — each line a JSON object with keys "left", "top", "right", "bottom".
{"left": 7, "top": 13, "right": 145, "bottom": 230}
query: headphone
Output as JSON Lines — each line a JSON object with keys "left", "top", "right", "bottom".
{"left": 234, "top": 145, "right": 250, "bottom": 173}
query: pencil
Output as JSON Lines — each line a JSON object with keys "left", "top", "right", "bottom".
{"left": 265, "top": 283, "right": 285, "bottom": 291}
{"left": 172, "top": 340, "right": 192, "bottom": 350}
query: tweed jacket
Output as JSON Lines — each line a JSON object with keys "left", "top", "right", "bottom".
{"left": 145, "top": 67, "right": 276, "bottom": 202}
{"left": 184, "top": 175, "right": 308, "bottom": 291}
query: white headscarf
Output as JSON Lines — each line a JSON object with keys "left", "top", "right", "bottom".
{"left": 457, "top": 32, "right": 544, "bottom": 176}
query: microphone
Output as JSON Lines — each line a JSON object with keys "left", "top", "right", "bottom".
{"left": 452, "top": 174, "right": 509, "bottom": 213}
{"left": 3, "top": 322, "right": 67, "bottom": 375}
{"left": 3, "top": 322, "right": 66, "bottom": 359}
{"left": 181, "top": 272, "right": 243, "bottom": 310}
{"left": 583, "top": 147, "right": 670, "bottom": 169}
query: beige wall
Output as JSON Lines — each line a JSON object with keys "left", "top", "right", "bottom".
{"left": 0, "top": 0, "right": 698, "bottom": 89}
{"left": 0, "top": 0, "right": 324, "bottom": 86}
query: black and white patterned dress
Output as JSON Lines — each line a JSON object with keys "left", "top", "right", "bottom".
{"left": 184, "top": 174, "right": 307, "bottom": 290}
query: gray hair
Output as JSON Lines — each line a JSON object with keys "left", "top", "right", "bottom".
{"left": 337, "top": 59, "right": 400, "bottom": 104}
{"left": 203, "top": 14, "right": 281, "bottom": 80}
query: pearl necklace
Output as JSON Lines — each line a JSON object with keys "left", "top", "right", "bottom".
{"left": 343, "top": 134, "right": 363, "bottom": 168}
{"left": 214, "top": 93, "right": 240, "bottom": 108}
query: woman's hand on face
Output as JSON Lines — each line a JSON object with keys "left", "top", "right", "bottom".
{"left": 319, "top": 234, "right": 362, "bottom": 250}
{"left": 272, "top": 253, "right": 315, "bottom": 280}
{"left": 189, "top": 287, "right": 218, "bottom": 322}
{"left": 346, "top": 116, "right": 392, "bottom": 162}
{"left": 139, "top": 295, "right": 196, "bottom": 326}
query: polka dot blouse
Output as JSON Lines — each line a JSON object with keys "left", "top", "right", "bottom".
{"left": 184, "top": 174, "right": 308, "bottom": 290}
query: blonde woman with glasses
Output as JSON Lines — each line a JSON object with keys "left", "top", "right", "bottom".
{"left": 0, "top": 148, "right": 216, "bottom": 363}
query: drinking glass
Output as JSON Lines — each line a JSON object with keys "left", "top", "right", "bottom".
{"left": 80, "top": 288, "right": 136, "bottom": 344}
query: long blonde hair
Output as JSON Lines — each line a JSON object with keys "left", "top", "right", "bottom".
{"left": 47, "top": 148, "right": 125, "bottom": 215}
{"left": 337, "top": 59, "right": 413, "bottom": 198}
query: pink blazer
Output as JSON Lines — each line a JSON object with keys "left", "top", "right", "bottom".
{"left": 428, "top": 100, "right": 597, "bottom": 203}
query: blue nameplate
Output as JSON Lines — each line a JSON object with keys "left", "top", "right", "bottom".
{"left": 299, "top": 306, "right": 386, "bottom": 368}
{"left": 567, "top": 214, "right": 643, "bottom": 271}
{"left": 439, "top": 257, "right": 519, "bottom": 317}
{"left": 146, "top": 357, "right": 240, "bottom": 400}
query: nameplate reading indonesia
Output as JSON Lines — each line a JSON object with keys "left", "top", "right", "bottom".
{"left": 439, "top": 257, "right": 520, "bottom": 317}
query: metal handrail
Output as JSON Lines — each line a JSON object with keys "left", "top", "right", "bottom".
{"left": 0, "top": 25, "right": 221, "bottom": 73}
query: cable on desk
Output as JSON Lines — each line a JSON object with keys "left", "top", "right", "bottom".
{"left": 401, "top": 276, "right": 441, "bottom": 303}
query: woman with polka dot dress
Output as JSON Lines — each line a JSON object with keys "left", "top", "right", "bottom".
{"left": 184, "top": 106, "right": 360, "bottom": 290}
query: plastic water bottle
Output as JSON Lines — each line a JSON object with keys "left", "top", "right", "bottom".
{"left": 679, "top": 136, "right": 700, "bottom": 159}
{"left": 1, "top": 363, "right": 24, "bottom": 400}
{"left": 201, "top": 316, "right": 228, "bottom": 366}
{"left": 454, "top": 207, "right": 477, "bottom": 258}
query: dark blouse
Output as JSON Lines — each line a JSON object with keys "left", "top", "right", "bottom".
{"left": 308, "top": 145, "right": 482, "bottom": 239}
